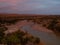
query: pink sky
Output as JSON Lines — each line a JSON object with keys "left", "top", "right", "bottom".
{"left": 0, "top": 0, "right": 60, "bottom": 14}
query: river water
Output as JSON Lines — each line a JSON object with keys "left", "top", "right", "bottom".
{"left": 20, "top": 21, "right": 60, "bottom": 45}
{"left": 5, "top": 20, "right": 60, "bottom": 45}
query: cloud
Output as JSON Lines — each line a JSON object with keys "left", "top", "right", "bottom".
{"left": 0, "top": 0, "right": 60, "bottom": 14}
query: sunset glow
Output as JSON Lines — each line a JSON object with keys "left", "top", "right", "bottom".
{"left": 0, "top": 0, "right": 60, "bottom": 14}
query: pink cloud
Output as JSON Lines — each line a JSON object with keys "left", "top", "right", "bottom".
{"left": 0, "top": 0, "right": 60, "bottom": 14}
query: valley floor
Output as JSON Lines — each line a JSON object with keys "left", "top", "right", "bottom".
{"left": 4, "top": 20, "right": 60, "bottom": 45}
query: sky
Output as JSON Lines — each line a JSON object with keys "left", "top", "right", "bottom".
{"left": 0, "top": 0, "right": 60, "bottom": 14}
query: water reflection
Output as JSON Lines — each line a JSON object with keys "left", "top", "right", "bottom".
{"left": 21, "top": 23, "right": 60, "bottom": 45}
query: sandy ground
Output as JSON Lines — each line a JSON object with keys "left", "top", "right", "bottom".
{"left": 4, "top": 20, "right": 60, "bottom": 45}
{"left": 5, "top": 20, "right": 53, "bottom": 34}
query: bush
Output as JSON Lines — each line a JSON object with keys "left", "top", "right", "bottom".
{"left": 0, "top": 25, "right": 8, "bottom": 44}
{"left": 34, "top": 37, "right": 40, "bottom": 44}
{"left": 47, "top": 19, "right": 58, "bottom": 30}
{"left": 2, "top": 30, "right": 40, "bottom": 45}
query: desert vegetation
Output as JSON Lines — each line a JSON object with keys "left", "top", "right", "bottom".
{"left": 0, "top": 14, "right": 60, "bottom": 33}
{"left": 0, "top": 14, "right": 60, "bottom": 45}
{"left": 0, "top": 29, "right": 40, "bottom": 45}
{"left": 0, "top": 22, "right": 40, "bottom": 45}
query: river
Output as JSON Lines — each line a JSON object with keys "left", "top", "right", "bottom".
{"left": 5, "top": 20, "right": 60, "bottom": 45}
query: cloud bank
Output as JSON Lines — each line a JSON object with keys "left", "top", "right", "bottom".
{"left": 0, "top": 0, "right": 60, "bottom": 14}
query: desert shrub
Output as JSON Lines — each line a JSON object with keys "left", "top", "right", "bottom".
{"left": 0, "top": 27, "right": 8, "bottom": 43}
{"left": 55, "top": 25, "right": 60, "bottom": 32}
{"left": 34, "top": 37, "right": 40, "bottom": 44}
{"left": 6, "top": 34, "right": 20, "bottom": 44}
{"left": 0, "top": 32, "right": 5, "bottom": 43}
{"left": 43, "top": 24, "right": 46, "bottom": 27}
{"left": 0, "top": 25, "right": 8, "bottom": 43}
{"left": 3, "top": 30, "right": 40, "bottom": 45}
{"left": 47, "top": 18, "right": 58, "bottom": 30}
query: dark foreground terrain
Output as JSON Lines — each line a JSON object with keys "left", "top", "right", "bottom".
{"left": 0, "top": 14, "right": 60, "bottom": 45}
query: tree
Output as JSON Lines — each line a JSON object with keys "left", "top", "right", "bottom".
{"left": 47, "top": 18, "right": 58, "bottom": 30}
{"left": 0, "top": 27, "right": 5, "bottom": 43}
{"left": 2, "top": 29, "right": 40, "bottom": 45}
{"left": 0, "top": 26, "right": 8, "bottom": 43}
{"left": 55, "top": 25, "right": 60, "bottom": 32}
{"left": 6, "top": 33, "right": 20, "bottom": 45}
{"left": 34, "top": 37, "right": 40, "bottom": 44}
{"left": 0, "top": 32, "right": 5, "bottom": 43}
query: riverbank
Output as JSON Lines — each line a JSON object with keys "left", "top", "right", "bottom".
{"left": 3, "top": 20, "right": 60, "bottom": 45}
